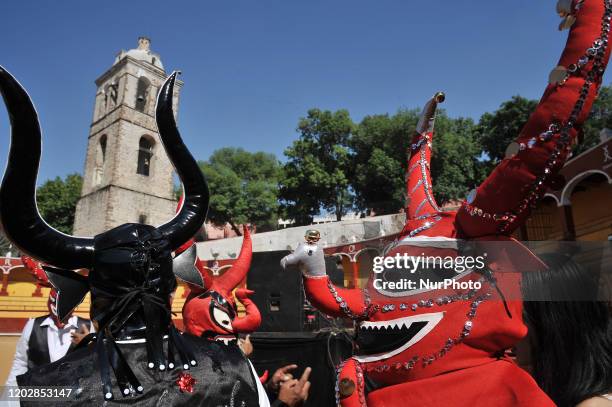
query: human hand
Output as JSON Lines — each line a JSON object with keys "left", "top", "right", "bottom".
{"left": 269, "top": 364, "right": 298, "bottom": 391}
{"left": 238, "top": 334, "right": 254, "bottom": 356}
{"left": 277, "top": 367, "right": 311, "bottom": 406}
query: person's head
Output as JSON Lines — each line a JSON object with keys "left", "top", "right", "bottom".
{"left": 522, "top": 254, "right": 612, "bottom": 406}
{"left": 304, "top": 229, "right": 320, "bottom": 244}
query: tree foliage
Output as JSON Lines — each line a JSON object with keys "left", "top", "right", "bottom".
{"left": 578, "top": 83, "right": 612, "bottom": 155}
{"left": 430, "top": 116, "right": 484, "bottom": 203}
{"left": 351, "top": 109, "right": 483, "bottom": 214}
{"left": 279, "top": 109, "right": 354, "bottom": 225}
{"left": 351, "top": 110, "right": 417, "bottom": 214}
{"left": 36, "top": 173, "right": 83, "bottom": 234}
{"left": 474, "top": 84, "right": 611, "bottom": 164}
{"left": 199, "top": 148, "right": 280, "bottom": 234}
{"left": 475, "top": 95, "right": 538, "bottom": 168}
{"left": 0, "top": 233, "right": 16, "bottom": 257}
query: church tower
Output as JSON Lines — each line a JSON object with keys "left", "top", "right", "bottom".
{"left": 73, "top": 37, "right": 181, "bottom": 236}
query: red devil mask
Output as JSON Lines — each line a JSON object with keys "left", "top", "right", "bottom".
{"left": 175, "top": 225, "right": 261, "bottom": 343}
{"left": 21, "top": 256, "right": 69, "bottom": 329}
{"left": 281, "top": 2, "right": 610, "bottom": 404}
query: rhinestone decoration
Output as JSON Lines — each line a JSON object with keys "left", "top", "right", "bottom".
{"left": 328, "top": 279, "right": 377, "bottom": 320}
{"left": 460, "top": 0, "right": 611, "bottom": 234}
{"left": 334, "top": 360, "right": 346, "bottom": 406}
{"left": 420, "top": 290, "right": 491, "bottom": 368}
{"left": 378, "top": 277, "right": 486, "bottom": 314}
{"left": 418, "top": 137, "right": 441, "bottom": 213}
{"left": 355, "top": 362, "right": 366, "bottom": 406}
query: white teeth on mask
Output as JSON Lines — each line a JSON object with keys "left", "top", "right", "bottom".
{"left": 215, "top": 337, "right": 237, "bottom": 345}
{"left": 353, "top": 312, "right": 445, "bottom": 363}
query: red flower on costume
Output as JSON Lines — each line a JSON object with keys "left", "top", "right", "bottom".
{"left": 176, "top": 372, "right": 196, "bottom": 393}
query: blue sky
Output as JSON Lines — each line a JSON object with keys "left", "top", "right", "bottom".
{"left": 0, "top": 0, "right": 609, "bottom": 183}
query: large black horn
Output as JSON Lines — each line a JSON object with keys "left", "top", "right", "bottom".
{"left": 155, "top": 71, "right": 209, "bottom": 250}
{"left": 0, "top": 66, "right": 94, "bottom": 269}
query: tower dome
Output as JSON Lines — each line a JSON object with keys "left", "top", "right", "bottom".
{"left": 114, "top": 37, "right": 164, "bottom": 71}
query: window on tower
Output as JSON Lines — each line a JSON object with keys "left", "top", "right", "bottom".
{"left": 137, "top": 136, "right": 154, "bottom": 176}
{"left": 93, "top": 135, "right": 107, "bottom": 186}
{"left": 104, "top": 80, "right": 118, "bottom": 112}
{"left": 135, "top": 77, "right": 151, "bottom": 113}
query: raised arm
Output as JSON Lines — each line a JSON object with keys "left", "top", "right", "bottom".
{"left": 281, "top": 242, "right": 372, "bottom": 320}
{"left": 457, "top": 0, "right": 611, "bottom": 237}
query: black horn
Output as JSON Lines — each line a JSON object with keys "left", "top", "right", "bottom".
{"left": 155, "top": 71, "right": 209, "bottom": 250}
{"left": 0, "top": 66, "right": 94, "bottom": 269}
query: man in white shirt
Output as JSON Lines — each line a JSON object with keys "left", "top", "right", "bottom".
{"left": 5, "top": 313, "right": 92, "bottom": 387}
{"left": 6, "top": 284, "right": 93, "bottom": 380}
{"left": 1, "top": 286, "right": 92, "bottom": 407}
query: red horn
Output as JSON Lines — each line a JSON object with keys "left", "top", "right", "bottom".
{"left": 216, "top": 225, "right": 252, "bottom": 295}
{"left": 405, "top": 92, "right": 445, "bottom": 220}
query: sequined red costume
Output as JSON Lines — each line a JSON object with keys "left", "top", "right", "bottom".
{"left": 281, "top": 1, "right": 611, "bottom": 405}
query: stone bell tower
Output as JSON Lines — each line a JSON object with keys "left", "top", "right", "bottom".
{"left": 73, "top": 37, "right": 182, "bottom": 236}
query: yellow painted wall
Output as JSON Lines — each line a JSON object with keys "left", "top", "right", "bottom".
{"left": 0, "top": 336, "right": 18, "bottom": 384}
{"left": 571, "top": 180, "right": 612, "bottom": 241}
{"left": 527, "top": 177, "right": 611, "bottom": 241}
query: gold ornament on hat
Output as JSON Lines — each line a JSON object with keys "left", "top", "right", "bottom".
{"left": 505, "top": 142, "right": 520, "bottom": 158}
{"left": 559, "top": 15, "right": 576, "bottom": 30}
{"left": 549, "top": 65, "right": 569, "bottom": 85}
{"left": 556, "top": 0, "right": 576, "bottom": 30}
{"left": 556, "top": 0, "right": 572, "bottom": 16}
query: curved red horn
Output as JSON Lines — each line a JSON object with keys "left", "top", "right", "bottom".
{"left": 405, "top": 92, "right": 445, "bottom": 220}
{"left": 457, "top": 0, "right": 611, "bottom": 238}
{"left": 232, "top": 288, "right": 262, "bottom": 333}
{"left": 216, "top": 225, "right": 252, "bottom": 294}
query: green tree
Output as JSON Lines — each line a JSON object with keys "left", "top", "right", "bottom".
{"left": 430, "top": 116, "right": 483, "bottom": 203}
{"left": 351, "top": 109, "right": 482, "bottom": 212}
{"left": 199, "top": 148, "right": 280, "bottom": 234}
{"left": 579, "top": 83, "right": 612, "bottom": 155}
{"left": 351, "top": 109, "right": 419, "bottom": 214}
{"left": 475, "top": 85, "right": 611, "bottom": 164}
{"left": 36, "top": 173, "right": 83, "bottom": 234}
{"left": 0, "top": 233, "right": 17, "bottom": 257}
{"left": 475, "top": 95, "right": 538, "bottom": 168}
{"left": 279, "top": 109, "right": 354, "bottom": 225}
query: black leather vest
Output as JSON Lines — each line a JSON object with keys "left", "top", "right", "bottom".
{"left": 27, "top": 315, "right": 90, "bottom": 370}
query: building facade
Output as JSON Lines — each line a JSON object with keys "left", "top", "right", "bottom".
{"left": 73, "top": 37, "right": 180, "bottom": 236}
{"left": 524, "top": 135, "right": 612, "bottom": 242}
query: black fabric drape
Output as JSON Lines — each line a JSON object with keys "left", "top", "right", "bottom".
{"left": 250, "top": 331, "right": 353, "bottom": 407}
{"left": 17, "top": 335, "right": 259, "bottom": 406}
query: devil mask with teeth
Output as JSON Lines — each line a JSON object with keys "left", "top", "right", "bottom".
{"left": 282, "top": 1, "right": 611, "bottom": 406}
{"left": 174, "top": 223, "right": 262, "bottom": 343}
{"left": 0, "top": 68, "right": 260, "bottom": 405}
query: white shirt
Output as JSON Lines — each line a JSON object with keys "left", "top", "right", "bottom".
{"left": 248, "top": 359, "right": 271, "bottom": 407}
{"left": 4, "top": 315, "right": 89, "bottom": 387}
